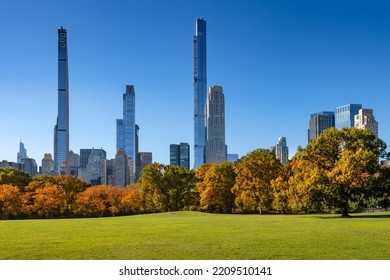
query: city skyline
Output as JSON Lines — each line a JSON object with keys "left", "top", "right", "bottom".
{"left": 1, "top": 1, "right": 390, "bottom": 167}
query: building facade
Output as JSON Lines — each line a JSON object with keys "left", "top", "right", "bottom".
{"left": 193, "top": 18, "right": 207, "bottom": 169}
{"left": 40, "top": 153, "right": 55, "bottom": 175}
{"left": 206, "top": 85, "right": 227, "bottom": 164}
{"left": 308, "top": 111, "right": 335, "bottom": 141}
{"left": 275, "top": 137, "right": 289, "bottom": 164}
{"left": 335, "top": 104, "right": 362, "bottom": 129}
{"left": 17, "top": 141, "right": 27, "bottom": 164}
{"left": 113, "top": 149, "right": 130, "bottom": 188}
{"left": 117, "top": 85, "right": 136, "bottom": 182}
{"left": 354, "top": 108, "right": 378, "bottom": 137}
{"left": 54, "top": 26, "right": 70, "bottom": 174}
{"left": 87, "top": 148, "right": 106, "bottom": 185}
{"left": 170, "top": 143, "right": 190, "bottom": 169}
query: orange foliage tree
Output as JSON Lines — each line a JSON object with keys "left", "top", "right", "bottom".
{"left": 0, "top": 184, "right": 22, "bottom": 219}
{"left": 76, "top": 185, "right": 123, "bottom": 217}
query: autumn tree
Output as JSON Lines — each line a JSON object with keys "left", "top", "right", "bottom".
{"left": 295, "top": 127, "right": 388, "bottom": 217}
{"left": 270, "top": 164, "right": 293, "bottom": 213}
{"left": 76, "top": 185, "right": 123, "bottom": 217}
{"left": 196, "top": 162, "right": 236, "bottom": 213}
{"left": 0, "top": 184, "right": 22, "bottom": 219}
{"left": 120, "top": 184, "right": 142, "bottom": 214}
{"left": 139, "top": 163, "right": 195, "bottom": 212}
{"left": 233, "top": 149, "right": 282, "bottom": 214}
{"left": 0, "top": 168, "right": 31, "bottom": 190}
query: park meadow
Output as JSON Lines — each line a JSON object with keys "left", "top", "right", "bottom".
{"left": 1, "top": 211, "right": 389, "bottom": 260}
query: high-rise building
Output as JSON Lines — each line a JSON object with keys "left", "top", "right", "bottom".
{"left": 40, "top": 153, "right": 55, "bottom": 175}
{"left": 68, "top": 150, "right": 80, "bottom": 176}
{"left": 227, "top": 154, "right": 239, "bottom": 162}
{"left": 206, "top": 85, "right": 227, "bottom": 164}
{"left": 54, "top": 26, "right": 70, "bottom": 174}
{"left": 17, "top": 140, "right": 27, "bottom": 164}
{"left": 113, "top": 149, "right": 130, "bottom": 188}
{"left": 308, "top": 111, "right": 335, "bottom": 141}
{"left": 354, "top": 108, "right": 378, "bottom": 137}
{"left": 193, "top": 18, "right": 207, "bottom": 169}
{"left": 117, "top": 85, "right": 136, "bottom": 182}
{"left": 335, "top": 104, "right": 362, "bottom": 129}
{"left": 138, "top": 152, "right": 153, "bottom": 178}
{"left": 170, "top": 143, "right": 190, "bottom": 170}
{"left": 87, "top": 148, "right": 106, "bottom": 185}
{"left": 23, "top": 158, "right": 37, "bottom": 177}
{"left": 275, "top": 137, "right": 289, "bottom": 164}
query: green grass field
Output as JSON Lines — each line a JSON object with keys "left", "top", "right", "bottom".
{"left": 0, "top": 211, "right": 389, "bottom": 260}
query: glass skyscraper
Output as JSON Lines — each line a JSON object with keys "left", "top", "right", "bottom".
{"left": 170, "top": 143, "right": 190, "bottom": 170}
{"left": 54, "top": 27, "right": 69, "bottom": 174}
{"left": 335, "top": 104, "right": 362, "bottom": 129}
{"left": 308, "top": 111, "right": 335, "bottom": 141}
{"left": 116, "top": 85, "right": 136, "bottom": 181}
{"left": 193, "top": 18, "right": 207, "bottom": 169}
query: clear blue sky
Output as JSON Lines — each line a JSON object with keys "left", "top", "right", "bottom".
{"left": 1, "top": 0, "right": 390, "bottom": 166}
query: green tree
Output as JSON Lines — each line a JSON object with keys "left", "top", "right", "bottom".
{"left": 139, "top": 163, "right": 195, "bottom": 212}
{"left": 196, "top": 162, "right": 236, "bottom": 213}
{"left": 0, "top": 168, "right": 31, "bottom": 190}
{"left": 233, "top": 149, "right": 282, "bottom": 214}
{"left": 295, "top": 127, "right": 388, "bottom": 216}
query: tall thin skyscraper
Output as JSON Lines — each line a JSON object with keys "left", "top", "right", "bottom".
{"left": 17, "top": 140, "right": 27, "bottom": 164}
{"left": 193, "top": 18, "right": 207, "bottom": 169}
{"left": 116, "top": 85, "right": 136, "bottom": 182}
{"left": 206, "top": 85, "right": 227, "bottom": 164}
{"left": 54, "top": 27, "right": 69, "bottom": 174}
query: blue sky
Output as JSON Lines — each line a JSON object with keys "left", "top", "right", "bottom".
{"left": 1, "top": 0, "right": 390, "bottom": 166}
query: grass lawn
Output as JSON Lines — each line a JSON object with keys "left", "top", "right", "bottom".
{"left": 0, "top": 211, "right": 389, "bottom": 260}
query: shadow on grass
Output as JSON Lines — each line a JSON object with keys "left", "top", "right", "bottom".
{"left": 316, "top": 214, "right": 390, "bottom": 219}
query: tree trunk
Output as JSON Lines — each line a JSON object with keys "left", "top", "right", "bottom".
{"left": 341, "top": 207, "right": 350, "bottom": 217}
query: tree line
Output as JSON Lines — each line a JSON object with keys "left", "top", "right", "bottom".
{"left": 1, "top": 128, "right": 389, "bottom": 219}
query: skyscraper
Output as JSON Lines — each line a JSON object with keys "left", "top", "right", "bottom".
{"left": 54, "top": 27, "right": 69, "bottom": 174}
{"left": 206, "top": 85, "right": 227, "bottom": 164}
{"left": 275, "top": 137, "right": 289, "bottom": 164}
{"left": 170, "top": 143, "right": 190, "bottom": 170}
{"left": 113, "top": 148, "right": 130, "bottom": 188}
{"left": 17, "top": 140, "right": 27, "bottom": 164}
{"left": 354, "top": 108, "right": 378, "bottom": 137}
{"left": 87, "top": 148, "right": 106, "bottom": 185}
{"left": 335, "top": 104, "right": 362, "bottom": 129}
{"left": 116, "top": 85, "right": 136, "bottom": 182}
{"left": 308, "top": 111, "right": 335, "bottom": 141}
{"left": 193, "top": 18, "right": 207, "bottom": 169}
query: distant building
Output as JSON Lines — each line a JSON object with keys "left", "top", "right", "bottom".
{"left": 68, "top": 150, "right": 80, "bottom": 176}
{"left": 193, "top": 18, "right": 207, "bottom": 169}
{"left": 138, "top": 152, "right": 153, "bottom": 178}
{"left": 0, "top": 160, "right": 22, "bottom": 170}
{"left": 275, "top": 137, "right": 289, "bottom": 164}
{"left": 106, "top": 159, "right": 115, "bottom": 186}
{"left": 113, "top": 149, "right": 130, "bottom": 188}
{"left": 54, "top": 26, "right": 70, "bottom": 173}
{"left": 87, "top": 148, "right": 106, "bottom": 185}
{"left": 354, "top": 108, "right": 378, "bottom": 137}
{"left": 227, "top": 154, "right": 239, "bottom": 162}
{"left": 17, "top": 141, "right": 27, "bottom": 164}
{"left": 308, "top": 111, "right": 335, "bottom": 141}
{"left": 116, "top": 85, "right": 136, "bottom": 181}
{"left": 335, "top": 104, "right": 362, "bottom": 129}
{"left": 23, "top": 158, "right": 37, "bottom": 177}
{"left": 206, "top": 85, "right": 227, "bottom": 164}
{"left": 170, "top": 143, "right": 190, "bottom": 169}
{"left": 40, "top": 153, "right": 55, "bottom": 175}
